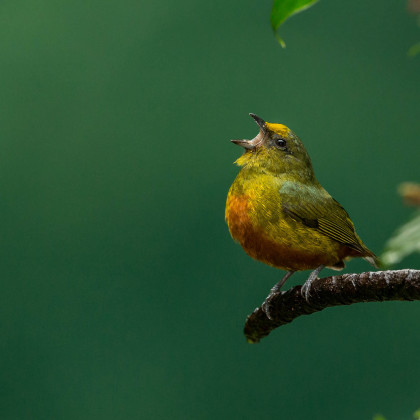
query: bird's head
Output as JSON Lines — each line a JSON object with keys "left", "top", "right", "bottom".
{"left": 231, "top": 113, "right": 314, "bottom": 179}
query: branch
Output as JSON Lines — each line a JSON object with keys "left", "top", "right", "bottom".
{"left": 244, "top": 269, "right": 420, "bottom": 343}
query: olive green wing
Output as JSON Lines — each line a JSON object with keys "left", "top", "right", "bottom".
{"left": 280, "top": 183, "right": 367, "bottom": 254}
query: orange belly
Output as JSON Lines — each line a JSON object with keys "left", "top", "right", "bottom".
{"left": 225, "top": 194, "right": 351, "bottom": 271}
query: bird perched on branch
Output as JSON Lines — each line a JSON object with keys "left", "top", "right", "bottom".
{"left": 225, "top": 114, "right": 378, "bottom": 299}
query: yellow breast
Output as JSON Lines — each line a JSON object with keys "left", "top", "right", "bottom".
{"left": 225, "top": 176, "right": 346, "bottom": 271}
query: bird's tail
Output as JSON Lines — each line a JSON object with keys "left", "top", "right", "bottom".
{"left": 364, "top": 252, "right": 381, "bottom": 269}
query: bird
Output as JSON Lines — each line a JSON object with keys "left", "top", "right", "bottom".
{"left": 225, "top": 113, "right": 378, "bottom": 300}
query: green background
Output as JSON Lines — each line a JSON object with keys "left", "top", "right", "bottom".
{"left": 0, "top": 0, "right": 419, "bottom": 419}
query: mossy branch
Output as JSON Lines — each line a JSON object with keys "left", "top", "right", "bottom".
{"left": 244, "top": 269, "right": 420, "bottom": 343}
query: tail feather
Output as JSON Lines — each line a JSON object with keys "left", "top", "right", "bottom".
{"left": 364, "top": 253, "right": 381, "bottom": 269}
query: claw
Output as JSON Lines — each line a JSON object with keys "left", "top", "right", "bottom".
{"left": 262, "top": 299, "right": 274, "bottom": 321}
{"left": 301, "top": 265, "right": 325, "bottom": 302}
{"left": 301, "top": 281, "right": 313, "bottom": 301}
{"left": 263, "top": 271, "right": 295, "bottom": 319}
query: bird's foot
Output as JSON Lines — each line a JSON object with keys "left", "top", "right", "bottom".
{"left": 301, "top": 265, "right": 325, "bottom": 302}
{"left": 262, "top": 299, "right": 274, "bottom": 320}
{"left": 262, "top": 291, "right": 286, "bottom": 321}
{"left": 301, "top": 279, "right": 315, "bottom": 301}
{"left": 263, "top": 271, "right": 294, "bottom": 320}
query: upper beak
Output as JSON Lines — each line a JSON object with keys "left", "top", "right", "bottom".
{"left": 249, "top": 113, "right": 266, "bottom": 132}
{"left": 230, "top": 113, "right": 266, "bottom": 150}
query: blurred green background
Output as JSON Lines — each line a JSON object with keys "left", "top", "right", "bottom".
{"left": 0, "top": 0, "right": 419, "bottom": 419}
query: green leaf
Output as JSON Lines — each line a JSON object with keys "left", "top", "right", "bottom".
{"left": 414, "top": 408, "right": 420, "bottom": 419}
{"left": 271, "top": 0, "right": 319, "bottom": 47}
{"left": 372, "top": 414, "right": 386, "bottom": 420}
{"left": 381, "top": 211, "right": 420, "bottom": 267}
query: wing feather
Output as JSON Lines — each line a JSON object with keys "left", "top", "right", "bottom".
{"left": 280, "top": 183, "right": 367, "bottom": 254}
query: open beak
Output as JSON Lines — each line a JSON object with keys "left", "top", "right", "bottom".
{"left": 231, "top": 113, "right": 266, "bottom": 150}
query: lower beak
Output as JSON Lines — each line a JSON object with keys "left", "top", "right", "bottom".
{"left": 231, "top": 139, "right": 254, "bottom": 149}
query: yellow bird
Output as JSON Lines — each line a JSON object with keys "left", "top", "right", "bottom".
{"left": 225, "top": 114, "right": 378, "bottom": 299}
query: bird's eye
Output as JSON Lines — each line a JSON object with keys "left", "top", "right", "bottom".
{"left": 275, "top": 138, "right": 287, "bottom": 149}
